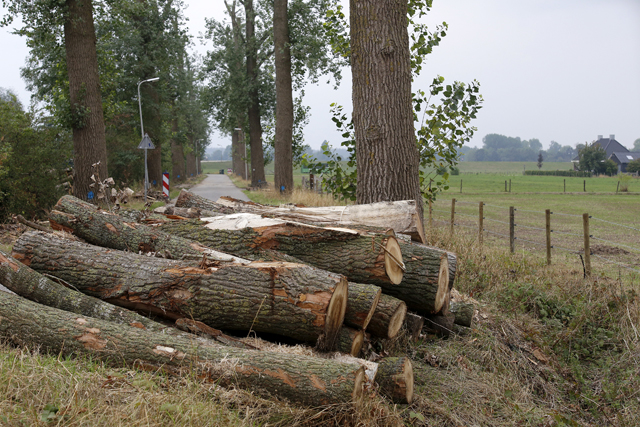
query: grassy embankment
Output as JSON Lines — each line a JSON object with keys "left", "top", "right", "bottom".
{"left": 2, "top": 161, "right": 638, "bottom": 425}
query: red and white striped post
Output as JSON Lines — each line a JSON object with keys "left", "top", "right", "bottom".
{"left": 162, "top": 172, "right": 169, "bottom": 198}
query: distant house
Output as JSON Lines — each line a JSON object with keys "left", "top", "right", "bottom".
{"left": 610, "top": 152, "right": 640, "bottom": 173}
{"left": 573, "top": 135, "right": 640, "bottom": 173}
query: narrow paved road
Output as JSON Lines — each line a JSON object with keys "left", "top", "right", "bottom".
{"left": 187, "top": 173, "right": 250, "bottom": 202}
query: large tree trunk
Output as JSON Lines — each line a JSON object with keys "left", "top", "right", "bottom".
{"left": 232, "top": 128, "right": 246, "bottom": 179}
{"left": 350, "top": 0, "right": 423, "bottom": 224}
{"left": 0, "top": 291, "right": 365, "bottom": 406}
{"left": 0, "top": 249, "right": 165, "bottom": 333}
{"left": 216, "top": 196, "right": 426, "bottom": 243}
{"left": 158, "top": 215, "right": 404, "bottom": 286}
{"left": 64, "top": 0, "right": 108, "bottom": 200}
{"left": 12, "top": 231, "right": 348, "bottom": 345}
{"left": 48, "top": 195, "right": 247, "bottom": 263}
{"left": 176, "top": 190, "right": 237, "bottom": 213}
{"left": 171, "top": 124, "right": 185, "bottom": 182}
{"left": 159, "top": 215, "right": 454, "bottom": 312}
{"left": 244, "top": 0, "right": 266, "bottom": 187}
{"left": 186, "top": 148, "right": 197, "bottom": 178}
{"left": 273, "top": 0, "right": 294, "bottom": 194}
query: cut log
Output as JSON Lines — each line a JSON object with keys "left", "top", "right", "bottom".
{"left": 335, "top": 326, "right": 365, "bottom": 357}
{"left": 367, "top": 294, "right": 407, "bottom": 339}
{"left": 423, "top": 313, "right": 455, "bottom": 337}
{"left": 0, "top": 249, "right": 167, "bottom": 333}
{"left": 375, "top": 357, "right": 414, "bottom": 404}
{"left": 48, "top": 195, "right": 250, "bottom": 264}
{"left": 158, "top": 215, "right": 457, "bottom": 313}
{"left": 175, "top": 189, "right": 236, "bottom": 213}
{"left": 403, "top": 312, "right": 424, "bottom": 342}
{"left": 215, "top": 195, "right": 426, "bottom": 243}
{"left": 12, "top": 231, "right": 348, "bottom": 346}
{"left": 0, "top": 291, "right": 364, "bottom": 406}
{"left": 154, "top": 205, "right": 203, "bottom": 218}
{"left": 450, "top": 300, "right": 475, "bottom": 328}
{"left": 1, "top": 248, "right": 257, "bottom": 348}
{"left": 157, "top": 214, "right": 404, "bottom": 286}
{"left": 345, "top": 283, "right": 381, "bottom": 330}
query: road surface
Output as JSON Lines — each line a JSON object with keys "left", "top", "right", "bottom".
{"left": 187, "top": 173, "right": 250, "bottom": 202}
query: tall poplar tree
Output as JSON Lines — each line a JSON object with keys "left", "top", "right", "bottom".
{"left": 2, "top": 0, "right": 108, "bottom": 200}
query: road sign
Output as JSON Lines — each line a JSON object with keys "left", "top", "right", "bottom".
{"left": 138, "top": 134, "right": 155, "bottom": 150}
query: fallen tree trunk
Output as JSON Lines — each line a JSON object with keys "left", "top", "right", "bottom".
{"left": 12, "top": 231, "right": 348, "bottom": 346}
{"left": 375, "top": 357, "right": 414, "bottom": 404}
{"left": 367, "top": 294, "right": 407, "bottom": 339}
{"left": 175, "top": 189, "right": 236, "bottom": 214}
{"left": 0, "top": 248, "right": 257, "bottom": 349}
{"left": 0, "top": 291, "right": 365, "bottom": 406}
{"left": 154, "top": 205, "right": 204, "bottom": 218}
{"left": 48, "top": 195, "right": 248, "bottom": 264}
{"left": 0, "top": 249, "right": 166, "bottom": 333}
{"left": 450, "top": 300, "right": 475, "bottom": 328}
{"left": 214, "top": 195, "right": 426, "bottom": 243}
{"left": 345, "top": 283, "right": 381, "bottom": 330}
{"left": 159, "top": 215, "right": 457, "bottom": 313}
{"left": 336, "top": 326, "right": 365, "bottom": 357}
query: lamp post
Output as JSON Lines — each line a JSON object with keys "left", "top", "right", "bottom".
{"left": 137, "top": 77, "right": 160, "bottom": 203}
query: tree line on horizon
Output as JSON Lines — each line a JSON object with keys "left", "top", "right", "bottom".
{"left": 459, "top": 134, "right": 577, "bottom": 162}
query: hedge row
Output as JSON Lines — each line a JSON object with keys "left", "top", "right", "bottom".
{"left": 524, "top": 170, "right": 592, "bottom": 177}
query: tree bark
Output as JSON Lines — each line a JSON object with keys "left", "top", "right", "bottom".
{"left": 0, "top": 249, "right": 165, "bottom": 333}
{"left": 64, "top": 0, "right": 108, "bottom": 200}
{"left": 186, "top": 148, "right": 197, "bottom": 178}
{"left": 158, "top": 215, "right": 404, "bottom": 286}
{"left": 232, "top": 128, "right": 246, "bottom": 179}
{"left": 12, "top": 231, "right": 348, "bottom": 345}
{"left": 176, "top": 190, "right": 236, "bottom": 213}
{"left": 345, "top": 282, "right": 381, "bottom": 330}
{"left": 0, "top": 291, "right": 365, "bottom": 406}
{"left": 244, "top": 0, "right": 266, "bottom": 187}
{"left": 450, "top": 300, "right": 475, "bottom": 328}
{"left": 216, "top": 196, "right": 426, "bottom": 243}
{"left": 336, "top": 326, "right": 365, "bottom": 357}
{"left": 367, "top": 293, "right": 406, "bottom": 339}
{"left": 48, "top": 195, "right": 248, "bottom": 263}
{"left": 350, "top": 0, "right": 423, "bottom": 224}
{"left": 160, "top": 215, "right": 455, "bottom": 312}
{"left": 375, "top": 357, "right": 414, "bottom": 404}
{"left": 171, "top": 128, "right": 186, "bottom": 182}
{"left": 273, "top": 0, "right": 294, "bottom": 194}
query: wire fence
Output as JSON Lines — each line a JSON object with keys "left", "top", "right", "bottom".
{"left": 427, "top": 197, "right": 640, "bottom": 275}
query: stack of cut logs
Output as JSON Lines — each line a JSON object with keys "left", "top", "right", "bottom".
{"left": 0, "top": 191, "right": 475, "bottom": 407}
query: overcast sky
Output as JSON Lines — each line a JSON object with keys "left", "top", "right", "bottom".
{"left": 2, "top": 0, "right": 639, "bottom": 151}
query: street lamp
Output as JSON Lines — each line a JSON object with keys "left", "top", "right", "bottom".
{"left": 137, "top": 77, "right": 160, "bottom": 203}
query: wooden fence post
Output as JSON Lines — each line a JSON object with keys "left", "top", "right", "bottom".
{"left": 478, "top": 202, "right": 484, "bottom": 246}
{"left": 509, "top": 206, "right": 515, "bottom": 253}
{"left": 450, "top": 198, "right": 456, "bottom": 236}
{"left": 583, "top": 180, "right": 586, "bottom": 192}
{"left": 583, "top": 213, "right": 591, "bottom": 277}
{"left": 616, "top": 181, "right": 620, "bottom": 193}
{"left": 545, "top": 209, "right": 551, "bottom": 265}
{"left": 504, "top": 180, "right": 507, "bottom": 192}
